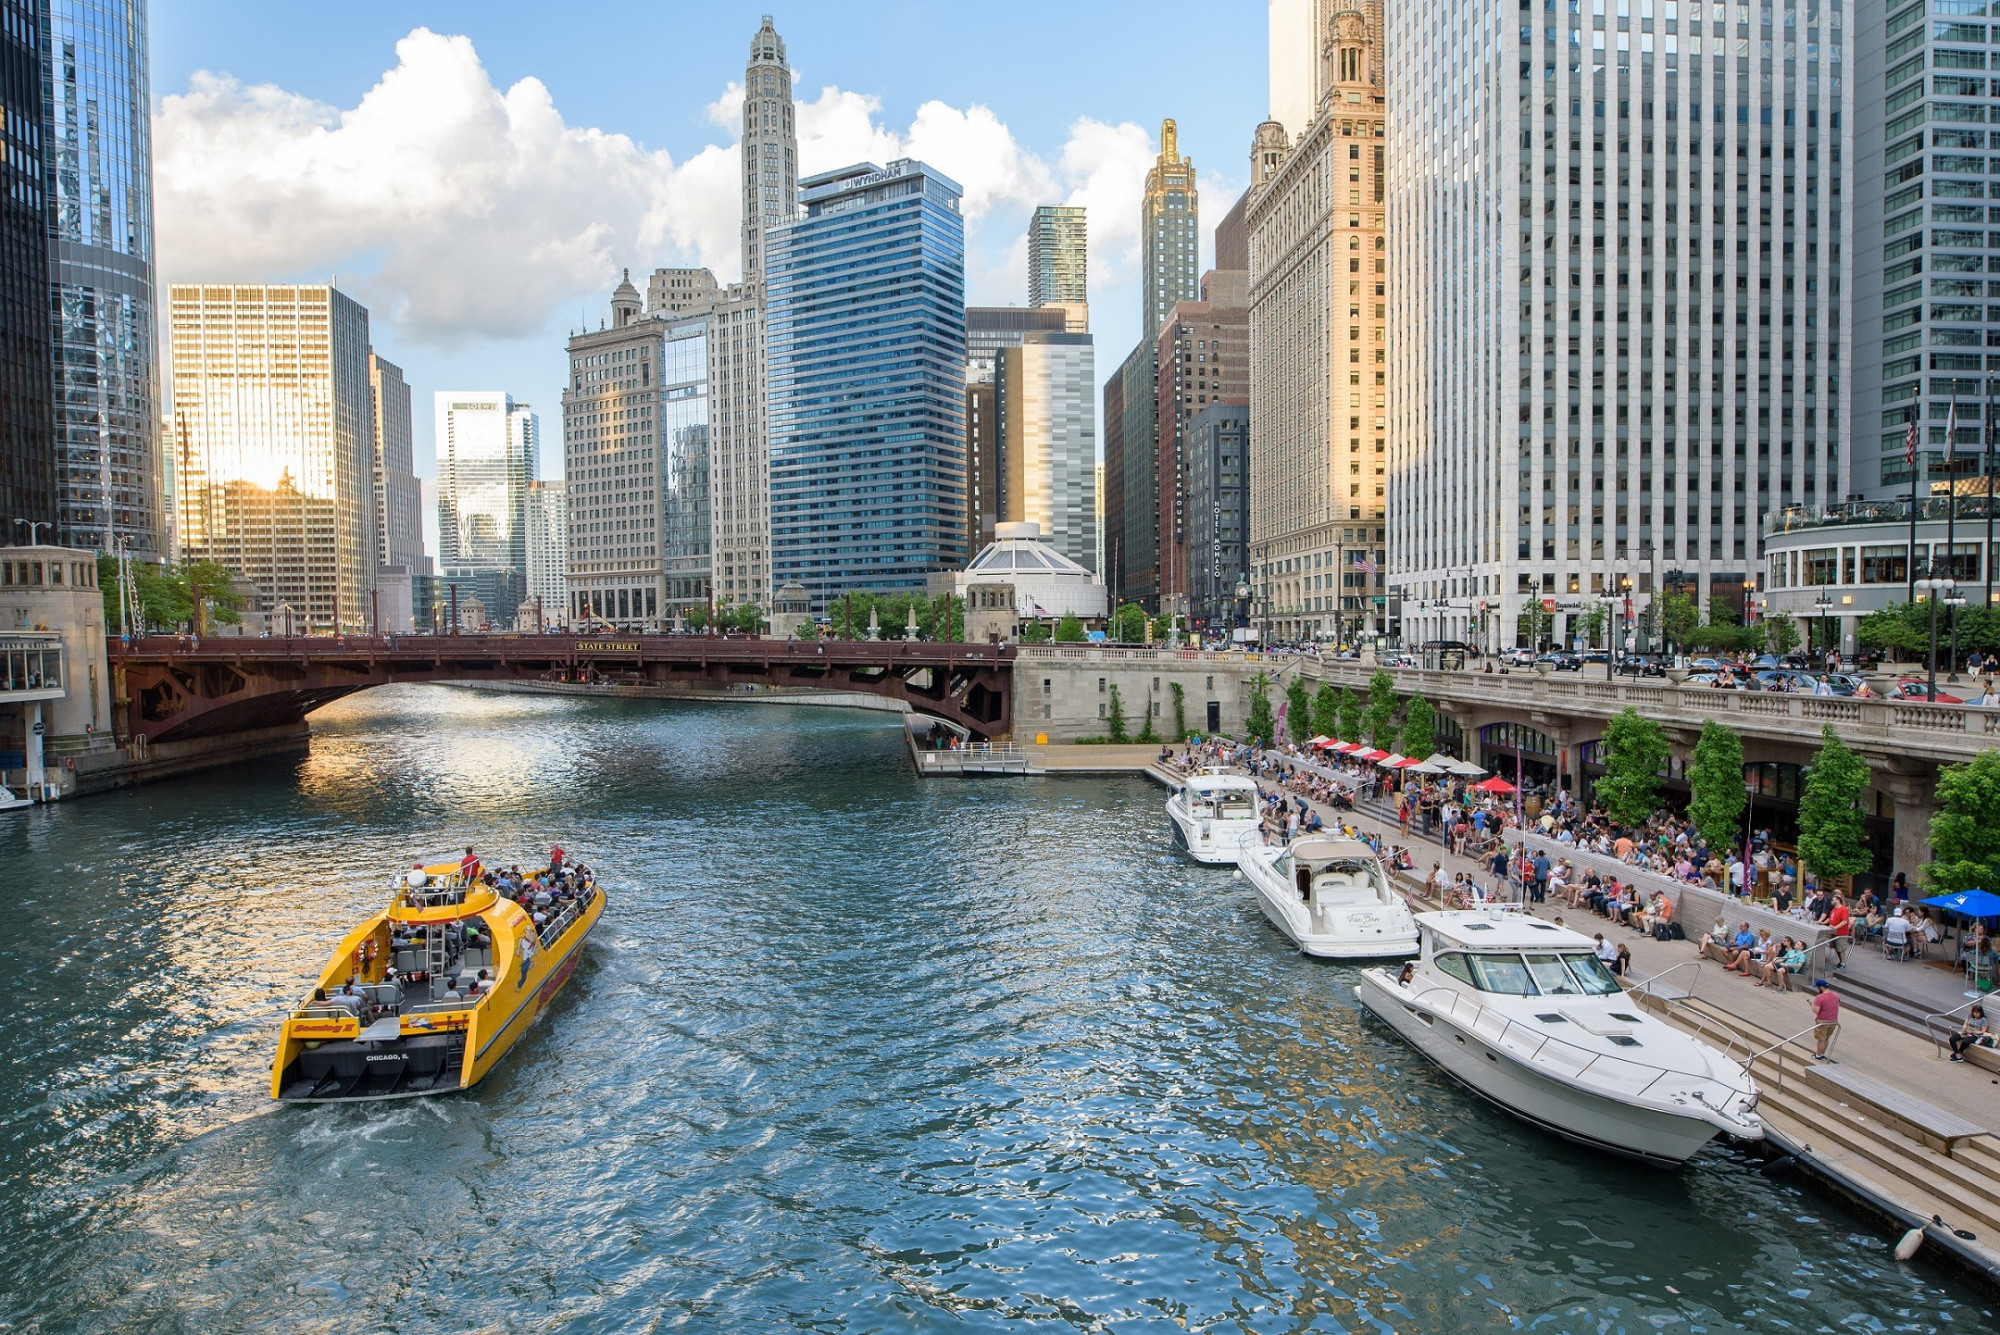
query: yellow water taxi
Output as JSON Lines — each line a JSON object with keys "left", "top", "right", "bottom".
{"left": 271, "top": 855, "right": 605, "bottom": 1102}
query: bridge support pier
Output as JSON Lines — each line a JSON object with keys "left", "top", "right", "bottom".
{"left": 1876, "top": 764, "right": 1940, "bottom": 882}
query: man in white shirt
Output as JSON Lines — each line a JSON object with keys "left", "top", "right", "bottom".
{"left": 1593, "top": 933, "right": 1619, "bottom": 967}
{"left": 1885, "top": 910, "right": 1912, "bottom": 954}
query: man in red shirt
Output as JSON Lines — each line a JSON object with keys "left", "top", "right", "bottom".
{"left": 1810, "top": 980, "right": 1841, "bottom": 1060}
{"left": 460, "top": 845, "right": 481, "bottom": 882}
{"left": 1827, "top": 898, "right": 1852, "bottom": 970}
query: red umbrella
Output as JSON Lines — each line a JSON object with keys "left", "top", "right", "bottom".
{"left": 1332, "top": 741, "right": 1363, "bottom": 753}
{"left": 1357, "top": 748, "right": 1389, "bottom": 762}
{"left": 1471, "top": 776, "right": 1518, "bottom": 794}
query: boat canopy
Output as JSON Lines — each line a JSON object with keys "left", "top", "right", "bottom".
{"left": 1417, "top": 909, "right": 1595, "bottom": 951}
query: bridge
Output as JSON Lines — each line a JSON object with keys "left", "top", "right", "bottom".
{"left": 113, "top": 635, "right": 1016, "bottom": 743}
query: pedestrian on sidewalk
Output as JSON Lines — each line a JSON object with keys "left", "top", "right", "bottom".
{"left": 1809, "top": 979, "right": 1840, "bottom": 1061}
{"left": 1827, "top": 896, "right": 1851, "bottom": 969}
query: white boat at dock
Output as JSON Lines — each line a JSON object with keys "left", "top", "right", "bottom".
{"left": 1240, "top": 835, "right": 1419, "bottom": 958}
{"left": 1165, "top": 771, "right": 1262, "bottom": 865}
{"left": 1356, "top": 910, "right": 1763, "bottom": 1167}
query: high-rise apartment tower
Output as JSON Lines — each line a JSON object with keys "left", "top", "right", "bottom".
{"left": 1028, "top": 204, "right": 1088, "bottom": 333}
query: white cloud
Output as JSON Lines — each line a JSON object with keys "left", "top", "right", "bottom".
{"left": 155, "top": 27, "right": 1159, "bottom": 354}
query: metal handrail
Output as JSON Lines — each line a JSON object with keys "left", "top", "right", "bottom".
{"left": 1739, "top": 1021, "right": 1840, "bottom": 1091}
{"left": 1922, "top": 996, "right": 1994, "bottom": 1059}
{"left": 1628, "top": 960, "right": 1704, "bottom": 1004}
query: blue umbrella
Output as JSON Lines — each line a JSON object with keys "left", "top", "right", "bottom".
{"left": 1917, "top": 889, "right": 2000, "bottom": 919}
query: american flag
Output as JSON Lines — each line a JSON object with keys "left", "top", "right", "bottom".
{"left": 1355, "top": 553, "right": 1377, "bottom": 574}
{"left": 1906, "top": 420, "right": 1918, "bottom": 467}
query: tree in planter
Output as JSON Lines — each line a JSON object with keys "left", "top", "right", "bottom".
{"left": 1336, "top": 686, "right": 1363, "bottom": 742}
{"left": 1594, "top": 707, "right": 1670, "bottom": 826}
{"left": 1054, "top": 613, "right": 1086, "bottom": 643}
{"left": 1245, "top": 671, "right": 1276, "bottom": 746}
{"left": 1685, "top": 720, "right": 1746, "bottom": 857}
{"left": 1107, "top": 684, "right": 1129, "bottom": 743}
{"left": 1311, "top": 681, "right": 1339, "bottom": 741}
{"left": 1362, "top": 669, "right": 1398, "bottom": 749}
{"left": 1170, "top": 681, "right": 1188, "bottom": 742}
{"left": 1925, "top": 749, "right": 2000, "bottom": 895}
{"left": 1399, "top": 696, "right": 1437, "bottom": 760}
{"left": 1798, "top": 726, "right": 1873, "bottom": 891}
{"left": 1285, "top": 677, "right": 1313, "bottom": 743}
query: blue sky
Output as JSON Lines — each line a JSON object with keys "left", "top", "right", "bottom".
{"left": 151, "top": 1, "right": 1270, "bottom": 494}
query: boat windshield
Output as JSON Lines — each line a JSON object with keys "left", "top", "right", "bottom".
{"left": 1437, "top": 950, "right": 1622, "bottom": 997}
{"left": 1192, "top": 790, "right": 1256, "bottom": 819}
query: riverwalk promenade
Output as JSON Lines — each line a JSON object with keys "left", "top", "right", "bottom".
{"left": 1113, "top": 750, "right": 2000, "bottom": 1289}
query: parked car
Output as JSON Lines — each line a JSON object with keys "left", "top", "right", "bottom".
{"left": 1616, "top": 653, "right": 1667, "bottom": 677}
{"left": 1689, "top": 657, "right": 1722, "bottom": 672}
{"left": 1500, "top": 647, "right": 1536, "bottom": 667}
{"left": 1893, "top": 679, "right": 1967, "bottom": 704}
{"left": 1534, "top": 652, "right": 1582, "bottom": 672}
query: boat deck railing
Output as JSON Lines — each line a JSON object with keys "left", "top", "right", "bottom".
{"left": 535, "top": 882, "right": 598, "bottom": 948}
{"left": 1403, "top": 981, "right": 1760, "bottom": 1121}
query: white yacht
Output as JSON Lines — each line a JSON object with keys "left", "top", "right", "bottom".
{"left": 1356, "top": 911, "right": 1763, "bottom": 1166}
{"left": 1165, "top": 772, "right": 1263, "bottom": 865}
{"left": 0, "top": 785, "right": 30, "bottom": 811}
{"left": 1240, "top": 835, "right": 1419, "bottom": 958}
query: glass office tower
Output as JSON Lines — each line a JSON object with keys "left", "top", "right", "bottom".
{"left": 765, "top": 159, "right": 967, "bottom": 608}
{"left": 45, "top": 0, "right": 161, "bottom": 555}
{"left": 435, "top": 392, "right": 537, "bottom": 619}
{"left": 1, "top": 0, "right": 53, "bottom": 532}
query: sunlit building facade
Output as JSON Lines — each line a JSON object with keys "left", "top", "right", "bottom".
{"left": 168, "top": 284, "right": 375, "bottom": 630}
{"left": 368, "top": 352, "right": 424, "bottom": 631}
{"left": 46, "top": 0, "right": 162, "bottom": 556}
{"left": 524, "top": 478, "right": 566, "bottom": 628}
{"left": 435, "top": 390, "right": 536, "bottom": 620}
{"left": 1143, "top": 120, "right": 1200, "bottom": 338}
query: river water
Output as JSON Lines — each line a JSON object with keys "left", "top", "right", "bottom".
{"left": 0, "top": 686, "right": 1988, "bottom": 1332}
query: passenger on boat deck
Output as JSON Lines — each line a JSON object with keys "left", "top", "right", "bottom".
{"left": 461, "top": 845, "right": 481, "bottom": 881}
{"left": 1396, "top": 962, "right": 1415, "bottom": 987}
{"left": 443, "top": 980, "right": 462, "bottom": 1002}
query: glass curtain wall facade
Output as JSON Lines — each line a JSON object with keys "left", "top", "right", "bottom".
{"left": 996, "top": 332, "right": 1097, "bottom": 572}
{"left": 169, "top": 284, "right": 375, "bottom": 631}
{"left": 434, "top": 391, "right": 536, "bottom": 618}
{"left": 766, "top": 160, "right": 967, "bottom": 608}
{"left": 1387, "top": 0, "right": 1850, "bottom": 653}
{"left": 1108, "top": 338, "right": 1159, "bottom": 608}
{"left": 660, "top": 324, "right": 711, "bottom": 614}
{"left": 1854, "top": 2, "right": 1999, "bottom": 506}
{"left": 1187, "top": 401, "right": 1251, "bottom": 631}
{"left": 524, "top": 478, "right": 566, "bottom": 627}
{"left": 44, "top": 0, "right": 160, "bottom": 555}
{"left": 0, "top": 0, "right": 52, "bottom": 532}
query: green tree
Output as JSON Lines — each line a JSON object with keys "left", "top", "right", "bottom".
{"left": 792, "top": 618, "right": 820, "bottom": 641}
{"left": 1245, "top": 671, "right": 1276, "bottom": 746}
{"left": 1137, "top": 692, "right": 1161, "bottom": 744}
{"left": 1020, "top": 622, "right": 1052, "bottom": 643}
{"left": 1310, "top": 681, "right": 1339, "bottom": 741}
{"left": 1362, "top": 669, "right": 1398, "bottom": 749}
{"left": 1857, "top": 603, "right": 1927, "bottom": 661}
{"left": 1594, "top": 707, "right": 1670, "bottom": 826}
{"left": 1151, "top": 614, "right": 1176, "bottom": 643}
{"left": 1926, "top": 749, "right": 2000, "bottom": 895}
{"left": 1573, "top": 603, "right": 1608, "bottom": 649}
{"left": 1107, "top": 683, "right": 1129, "bottom": 743}
{"left": 1170, "top": 681, "right": 1188, "bottom": 741}
{"left": 1685, "top": 720, "right": 1746, "bottom": 856}
{"left": 1797, "top": 726, "right": 1873, "bottom": 886}
{"left": 1054, "top": 613, "right": 1086, "bottom": 643}
{"left": 1399, "top": 696, "right": 1437, "bottom": 760}
{"left": 1659, "top": 591, "right": 1701, "bottom": 655}
{"left": 1517, "top": 600, "right": 1553, "bottom": 650}
{"left": 1765, "top": 615, "right": 1802, "bottom": 656}
{"left": 1110, "top": 603, "right": 1148, "bottom": 643}
{"left": 1285, "top": 676, "right": 1313, "bottom": 743}
{"left": 684, "top": 604, "right": 711, "bottom": 632}
{"left": 1336, "top": 686, "right": 1363, "bottom": 742}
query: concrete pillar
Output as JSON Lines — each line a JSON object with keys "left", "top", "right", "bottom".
{"left": 1878, "top": 766, "right": 1939, "bottom": 882}
{"left": 26, "top": 701, "right": 43, "bottom": 799}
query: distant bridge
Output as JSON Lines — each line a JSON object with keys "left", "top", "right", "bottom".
{"left": 114, "top": 635, "right": 1015, "bottom": 743}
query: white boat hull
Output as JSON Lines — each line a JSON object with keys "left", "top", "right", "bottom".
{"left": 1355, "top": 969, "right": 1729, "bottom": 1166}
{"left": 1165, "top": 799, "right": 1259, "bottom": 866}
{"left": 1244, "top": 857, "right": 1419, "bottom": 959}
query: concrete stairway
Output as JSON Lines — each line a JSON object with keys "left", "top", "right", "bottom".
{"left": 1634, "top": 990, "right": 2000, "bottom": 1252}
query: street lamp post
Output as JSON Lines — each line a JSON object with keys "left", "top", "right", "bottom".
{"left": 1813, "top": 591, "right": 1834, "bottom": 665}
{"left": 1600, "top": 592, "right": 1619, "bottom": 681}
{"left": 12, "top": 519, "right": 51, "bottom": 546}
{"left": 1917, "top": 565, "right": 1958, "bottom": 701}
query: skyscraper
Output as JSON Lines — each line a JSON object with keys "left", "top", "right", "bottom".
{"left": 710, "top": 15, "right": 798, "bottom": 612}
{"left": 1143, "top": 120, "right": 1200, "bottom": 338}
{"left": 169, "top": 284, "right": 375, "bottom": 631}
{"left": 562, "top": 272, "right": 711, "bottom": 629}
{"left": 46, "top": 0, "right": 162, "bottom": 556}
{"left": 1854, "top": 8, "right": 1981, "bottom": 504}
{"left": 996, "top": 330, "right": 1096, "bottom": 572}
{"left": 1186, "top": 400, "right": 1251, "bottom": 631}
{"left": 436, "top": 390, "right": 537, "bottom": 621}
{"left": 1386, "top": 0, "right": 1850, "bottom": 651}
{"left": 1028, "top": 204, "right": 1088, "bottom": 332}
{"left": 524, "top": 479, "right": 567, "bottom": 629}
{"left": 1104, "top": 339, "right": 1159, "bottom": 608}
{"left": 1157, "top": 271, "right": 1248, "bottom": 613}
{"left": 766, "top": 160, "right": 967, "bottom": 607}
{"left": 1248, "top": 0, "right": 1387, "bottom": 641}
{"left": 368, "top": 353, "right": 425, "bottom": 631}
{"left": 966, "top": 305, "right": 1069, "bottom": 552}
{"left": 0, "top": 0, "right": 52, "bottom": 534}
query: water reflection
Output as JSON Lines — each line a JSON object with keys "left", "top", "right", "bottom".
{"left": 0, "top": 686, "right": 1986, "bottom": 1332}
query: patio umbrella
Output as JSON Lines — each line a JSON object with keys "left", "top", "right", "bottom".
{"left": 1441, "top": 756, "right": 1489, "bottom": 776}
{"left": 1389, "top": 756, "right": 1424, "bottom": 769}
{"left": 1918, "top": 889, "right": 2000, "bottom": 920}
{"left": 1471, "top": 776, "right": 1518, "bottom": 794}
{"left": 1332, "top": 741, "right": 1363, "bottom": 753}
{"left": 1404, "top": 756, "right": 1452, "bottom": 775}
{"left": 1306, "top": 735, "right": 1331, "bottom": 747}
{"left": 1357, "top": 748, "right": 1389, "bottom": 762}
{"left": 1375, "top": 752, "right": 1407, "bottom": 768}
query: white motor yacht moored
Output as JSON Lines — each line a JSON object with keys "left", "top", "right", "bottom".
{"left": 0, "top": 784, "right": 31, "bottom": 811}
{"left": 1165, "top": 771, "right": 1263, "bottom": 865}
{"left": 1356, "top": 910, "right": 1763, "bottom": 1166}
{"left": 1240, "top": 835, "right": 1419, "bottom": 958}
